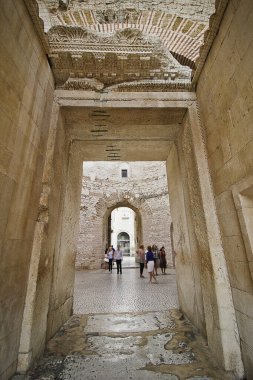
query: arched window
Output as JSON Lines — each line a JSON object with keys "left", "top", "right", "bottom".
{"left": 117, "top": 232, "right": 130, "bottom": 255}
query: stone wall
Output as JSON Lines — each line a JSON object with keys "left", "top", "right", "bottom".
{"left": 197, "top": 1, "right": 253, "bottom": 377}
{"left": 46, "top": 135, "right": 83, "bottom": 342}
{"left": 77, "top": 162, "right": 172, "bottom": 269}
{"left": 0, "top": 1, "right": 55, "bottom": 379}
{"left": 27, "top": 110, "right": 68, "bottom": 365}
{"left": 166, "top": 129, "right": 206, "bottom": 338}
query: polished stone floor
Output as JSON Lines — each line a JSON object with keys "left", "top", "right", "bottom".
{"left": 12, "top": 268, "right": 235, "bottom": 380}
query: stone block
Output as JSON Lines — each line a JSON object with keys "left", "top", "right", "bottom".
{"left": 227, "top": 260, "right": 253, "bottom": 294}
{"left": 208, "top": 145, "right": 223, "bottom": 173}
{"left": 241, "top": 340, "right": 253, "bottom": 380}
{"left": 218, "top": 210, "right": 242, "bottom": 237}
{"left": 232, "top": 288, "right": 253, "bottom": 317}
{"left": 223, "top": 235, "right": 248, "bottom": 263}
{"left": 236, "top": 310, "right": 253, "bottom": 349}
{"left": 237, "top": 134, "right": 253, "bottom": 179}
{"left": 234, "top": 2, "right": 253, "bottom": 58}
{"left": 0, "top": 293, "right": 25, "bottom": 341}
{"left": 0, "top": 108, "right": 15, "bottom": 151}
{"left": 0, "top": 78, "right": 21, "bottom": 124}
{"left": 0, "top": 174, "right": 15, "bottom": 240}
{"left": 0, "top": 329, "right": 20, "bottom": 379}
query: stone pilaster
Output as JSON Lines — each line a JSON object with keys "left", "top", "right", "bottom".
{"left": 17, "top": 100, "right": 60, "bottom": 372}
{"left": 47, "top": 142, "right": 83, "bottom": 338}
{"left": 187, "top": 102, "right": 244, "bottom": 378}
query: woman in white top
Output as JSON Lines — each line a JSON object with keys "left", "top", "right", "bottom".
{"left": 114, "top": 245, "right": 123, "bottom": 274}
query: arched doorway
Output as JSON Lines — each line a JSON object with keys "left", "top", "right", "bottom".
{"left": 103, "top": 202, "right": 143, "bottom": 266}
{"left": 111, "top": 207, "right": 136, "bottom": 256}
{"left": 117, "top": 232, "right": 130, "bottom": 255}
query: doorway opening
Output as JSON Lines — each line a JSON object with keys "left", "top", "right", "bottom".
{"left": 117, "top": 232, "right": 130, "bottom": 254}
{"left": 111, "top": 207, "right": 136, "bottom": 256}
{"left": 76, "top": 161, "right": 172, "bottom": 271}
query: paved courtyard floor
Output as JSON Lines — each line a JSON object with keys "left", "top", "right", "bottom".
{"left": 13, "top": 268, "right": 235, "bottom": 380}
{"left": 74, "top": 266, "right": 179, "bottom": 314}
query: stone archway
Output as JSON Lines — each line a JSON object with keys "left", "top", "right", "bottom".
{"left": 103, "top": 199, "right": 144, "bottom": 260}
{"left": 76, "top": 189, "right": 154, "bottom": 270}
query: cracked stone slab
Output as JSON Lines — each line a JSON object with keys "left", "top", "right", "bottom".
{"left": 84, "top": 311, "right": 175, "bottom": 333}
{"left": 15, "top": 310, "right": 235, "bottom": 380}
{"left": 57, "top": 355, "right": 180, "bottom": 380}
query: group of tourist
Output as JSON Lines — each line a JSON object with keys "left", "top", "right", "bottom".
{"left": 137, "top": 244, "right": 167, "bottom": 283}
{"left": 104, "top": 245, "right": 123, "bottom": 274}
{"left": 104, "top": 244, "right": 167, "bottom": 283}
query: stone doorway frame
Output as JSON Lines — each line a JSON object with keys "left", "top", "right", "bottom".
{"left": 17, "top": 91, "right": 244, "bottom": 377}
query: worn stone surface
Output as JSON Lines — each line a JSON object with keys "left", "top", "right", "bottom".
{"left": 12, "top": 308, "right": 235, "bottom": 379}
{"left": 12, "top": 269, "right": 234, "bottom": 379}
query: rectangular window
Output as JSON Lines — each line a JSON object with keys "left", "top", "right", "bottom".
{"left": 122, "top": 169, "right": 128, "bottom": 178}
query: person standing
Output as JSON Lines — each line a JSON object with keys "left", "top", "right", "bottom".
{"left": 146, "top": 246, "right": 157, "bottom": 283}
{"left": 103, "top": 246, "right": 109, "bottom": 269}
{"left": 107, "top": 246, "right": 114, "bottom": 273}
{"left": 159, "top": 246, "right": 167, "bottom": 274}
{"left": 151, "top": 244, "right": 159, "bottom": 276}
{"left": 137, "top": 245, "right": 145, "bottom": 278}
{"left": 114, "top": 244, "right": 123, "bottom": 274}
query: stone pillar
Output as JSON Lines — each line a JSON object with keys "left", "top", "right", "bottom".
{"left": 17, "top": 101, "right": 60, "bottom": 372}
{"left": 187, "top": 102, "right": 244, "bottom": 377}
{"left": 166, "top": 142, "right": 205, "bottom": 334}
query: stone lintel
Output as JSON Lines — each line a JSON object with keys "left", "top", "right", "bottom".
{"left": 55, "top": 90, "right": 196, "bottom": 108}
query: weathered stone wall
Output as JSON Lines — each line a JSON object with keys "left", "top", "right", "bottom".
{"left": 166, "top": 131, "right": 206, "bottom": 337}
{"left": 46, "top": 124, "right": 83, "bottom": 342}
{"left": 0, "top": 1, "right": 55, "bottom": 379}
{"left": 28, "top": 110, "right": 68, "bottom": 363}
{"left": 77, "top": 162, "right": 172, "bottom": 269}
{"left": 197, "top": 1, "right": 253, "bottom": 377}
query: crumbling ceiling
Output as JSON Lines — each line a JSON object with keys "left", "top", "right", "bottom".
{"left": 25, "top": 0, "right": 228, "bottom": 92}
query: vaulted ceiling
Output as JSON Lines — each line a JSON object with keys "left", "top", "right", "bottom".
{"left": 25, "top": 0, "right": 228, "bottom": 92}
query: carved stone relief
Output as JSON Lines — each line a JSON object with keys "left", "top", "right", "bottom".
{"left": 28, "top": 0, "right": 228, "bottom": 91}
{"left": 48, "top": 26, "right": 191, "bottom": 90}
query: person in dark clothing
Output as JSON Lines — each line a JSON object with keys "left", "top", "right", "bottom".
{"left": 107, "top": 246, "right": 114, "bottom": 273}
{"left": 146, "top": 246, "right": 157, "bottom": 284}
{"left": 160, "top": 246, "right": 167, "bottom": 274}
